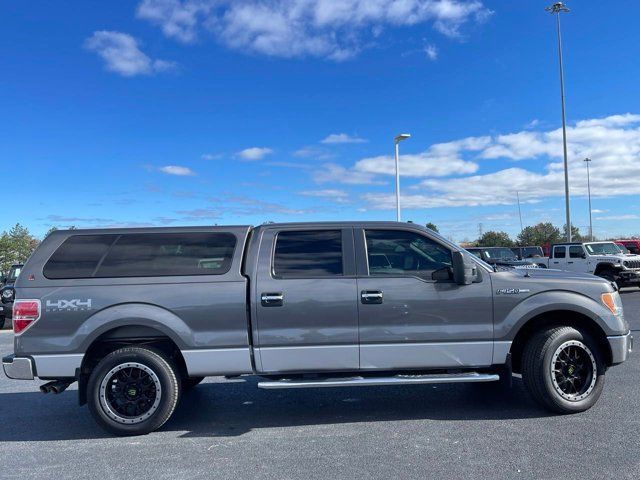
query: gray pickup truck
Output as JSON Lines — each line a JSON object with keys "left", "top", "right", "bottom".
{"left": 2, "top": 222, "right": 633, "bottom": 435}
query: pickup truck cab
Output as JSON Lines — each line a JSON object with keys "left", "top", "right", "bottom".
{"left": 3, "top": 223, "right": 633, "bottom": 435}
{"left": 547, "top": 241, "right": 640, "bottom": 287}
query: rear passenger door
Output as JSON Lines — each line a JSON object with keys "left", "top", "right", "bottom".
{"left": 355, "top": 228, "right": 494, "bottom": 370}
{"left": 550, "top": 245, "right": 567, "bottom": 269}
{"left": 253, "top": 228, "right": 359, "bottom": 373}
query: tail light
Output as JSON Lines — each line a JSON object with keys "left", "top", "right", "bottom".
{"left": 13, "top": 299, "right": 41, "bottom": 335}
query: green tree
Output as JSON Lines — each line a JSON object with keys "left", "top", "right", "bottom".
{"left": 517, "top": 222, "right": 562, "bottom": 246}
{"left": 564, "top": 224, "right": 584, "bottom": 242}
{"left": 425, "top": 222, "right": 439, "bottom": 233}
{"left": 477, "top": 230, "right": 514, "bottom": 247}
{"left": 0, "top": 223, "right": 39, "bottom": 275}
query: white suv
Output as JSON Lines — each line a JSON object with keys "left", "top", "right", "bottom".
{"left": 547, "top": 241, "right": 640, "bottom": 287}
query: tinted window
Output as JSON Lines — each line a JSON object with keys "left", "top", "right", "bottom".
{"left": 365, "top": 230, "right": 452, "bottom": 278}
{"left": 44, "top": 235, "right": 118, "bottom": 279}
{"left": 44, "top": 232, "right": 236, "bottom": 279}
{"left": 274, "top": 230, "right": 343, "bottom": 277}
{"left": 554, "top": 246, "right": 566, "bottom": 258}
{"left": 569, "top": 246, "right": 585, "bottom": 258}
{"left": 96, "top": 233, "right": 236, "bottom": 277}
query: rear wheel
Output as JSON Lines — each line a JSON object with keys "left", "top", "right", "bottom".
{"left": 522, "top": 326, "right": 605, "bottom": 414}
{"left": 87, "top": 346, "right": 181, "bottom": 436}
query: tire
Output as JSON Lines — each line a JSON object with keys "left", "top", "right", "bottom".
{"left": 599, "top": 269, "right": 617, "bottom": 284}
{"left": 87, "top": 346, "right": 181, "bottom": 436}
{"left": 522, "top": 326, "right": 605, "bottom": 414}
{"left": 182, "top": 376, "right": 205, "bottom": 390}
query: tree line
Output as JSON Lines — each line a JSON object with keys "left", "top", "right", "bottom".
{"left": 472, "top": 222, "right": 585, "bottom": 248}
{"left": 0, "top": 224, "right": 67, "bottom": 275}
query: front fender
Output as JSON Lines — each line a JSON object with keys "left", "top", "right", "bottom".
{"left": 495, "top": 290, "right": 627, "bottom": 341}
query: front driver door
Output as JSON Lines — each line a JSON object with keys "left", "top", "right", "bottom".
{"left": 355, "top": 227, "right": 494, "bottom": 370}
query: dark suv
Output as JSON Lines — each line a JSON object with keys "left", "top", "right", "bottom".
{"left": 1, "top": 264, "right": 23, "bottom": 329}
{"left": 465, "top": 247, "right": 540, "bottom": 268}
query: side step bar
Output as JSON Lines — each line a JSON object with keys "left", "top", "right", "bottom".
{"left": 258, "top": 372, "right": 499, "bottom": 389}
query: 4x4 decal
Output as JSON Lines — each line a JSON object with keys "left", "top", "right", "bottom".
{"left": 45, "top": 299, "right": 92, "bottom": 311}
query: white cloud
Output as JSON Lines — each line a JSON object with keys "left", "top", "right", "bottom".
{"left": 314, "top": 163, "right": 384, "bottom": 185}
{"left": 136, "top": 0, "right": 491, "bottom": 60}
{"left": 316, "top": 135, "right": 489, "bottom": 185}
{"left": 595, "top": 214, "right": 640, "bottom": 221}
{"left": 293, "top": 146, "right": 334, "bottom": 160}
{"left": 353, "top": 113, "right": 640, "bottom": 210}
{"left": 136, "top": 0, "right": 211, "bottom": 43}
{"left": 299, "top": 189, "right": 350, "bottom": 203}
{"left": 321, "top": 133, "right": 368, "bottom": 144}
{"left": 201, "top": 153, "right": 223, "bottom": 160}
{"left": 84, "top": 30, "right": 176, "bottom": 77}
{"left": 424, "top": 43, "right": 438, "bottom": 60}
{"left": 159, "top": 165, "right": 196, "bottom": 176}
{"left": 237, "top": 147, "right": 273, "bottom": 161}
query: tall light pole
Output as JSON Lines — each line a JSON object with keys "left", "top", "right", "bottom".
{"left": 394, "top": 133, "right": 411, "bottom": 222}
{"left": 546, "top": 2, "right": 572, "bottom": 241}
{"left": 584, "top": 157, "right": 593, "bottom": 240}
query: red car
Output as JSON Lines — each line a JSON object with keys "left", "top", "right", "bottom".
{"left": 616, "top": 239, "right": 640, "bottom": 255}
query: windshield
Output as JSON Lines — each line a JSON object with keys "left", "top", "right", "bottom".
{"left": 617, "top": 244, "right": 630, "bottom": 254}
{"left": 483, "top": 248, "right": 517, "bottom": 261}
{"left": 585, "top": 243, "right": 623, "bottom": 255}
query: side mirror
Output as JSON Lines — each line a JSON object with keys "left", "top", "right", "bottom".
{"left": 452, "top": 251, "right": 479, "bottom": 285}
{"left": 431, "top": 266, "right": 453, "bottom": 282}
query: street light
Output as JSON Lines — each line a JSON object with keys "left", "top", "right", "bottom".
{"left": 546, "top": 2, "right": 572, "bottom": 241}
{"left": 394, "top": 133, "right": 411, "bottom": 222}
{"left": 584, "top": 157, "right": 593, "bottom": 241}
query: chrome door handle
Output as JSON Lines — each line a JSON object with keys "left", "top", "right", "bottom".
{"left": 361, "top": 290, "right": 383, "bottom": 304}
{"left": 261, "top": 293, "right": 284, "bottom": 307}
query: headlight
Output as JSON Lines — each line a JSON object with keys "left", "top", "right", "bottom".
{"left": 602, "top": 291, "right": 623, "bottom": 316}
{"left": 623, "top": 261, "right": 629, "bottom": 267}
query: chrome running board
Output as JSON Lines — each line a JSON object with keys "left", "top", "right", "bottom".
{"left": 258, "top": 372, "right": 499, "bottom": 389}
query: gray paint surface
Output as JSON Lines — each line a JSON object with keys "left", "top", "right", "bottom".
{"left": 7, "top": 221, "right": 632, "bottom": 379}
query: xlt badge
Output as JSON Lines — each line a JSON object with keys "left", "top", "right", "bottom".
{"left": 496, "top": 288, "right": 531, "bottom": 295}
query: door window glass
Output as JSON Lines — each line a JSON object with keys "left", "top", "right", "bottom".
{"left": 569, "top": 246, "right": 584, "bottom": 258}
{"left": 554, "top": 246, "right": 566, "bottom": 258}
{"left": 273, "top": 230, "right": 343, "bottom": 277}
{"left": 365, "top": 230, "right": 452, "bottom": 278}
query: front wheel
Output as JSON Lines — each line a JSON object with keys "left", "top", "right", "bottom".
{"left": 87, "top": 346, "right": 181, "bottom": 436}
{"left": 522, "top": 326, "right": 605, "bottom": 414}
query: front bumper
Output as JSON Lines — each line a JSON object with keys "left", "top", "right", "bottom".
{"left": 2, "top": 354, "right": 34, "bottom": 380}
{"left": 607, "top": 331, "right": 633, "bottom": 365}
{"left": 618, "top": 270, "right": 640, "bottom": 283}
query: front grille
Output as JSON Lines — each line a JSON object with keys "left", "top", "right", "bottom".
{"left": 623, "top": 260, "right": 640, "bottom": 269}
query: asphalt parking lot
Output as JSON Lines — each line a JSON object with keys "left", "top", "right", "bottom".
{"left": 1, "top": 293, "right": 638, "bottom": 480}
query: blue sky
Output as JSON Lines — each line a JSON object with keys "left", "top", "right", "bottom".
{"left": 2, "top": 0, "right": 640, "bottom": 242}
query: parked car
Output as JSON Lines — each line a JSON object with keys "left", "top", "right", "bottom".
{"left": 546, "top": 241, "right": 640, "bottom": 287}
{"left": 511, "top": 246, "right": 545, "bottom": 260}
{"left": 0, "top": 264, "right": 22, "bottom": 329}
{"left": 3, "top": 224, "right": 632, "bottom": 435}
{"left": 466, "top": 247, "right": 543, "bottom": 268}
{"left": 615, "top": 239, "right": 640, "bottom": 255}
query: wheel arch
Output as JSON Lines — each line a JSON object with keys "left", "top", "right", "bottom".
{"left": 78, "top": 324, "right": 188, "bottom": 406}
{"left": 509, "top": 310, "right": 612, "bottom": 373}
{"left": 594, "top": 262, "right": 619, "bottom": 275}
